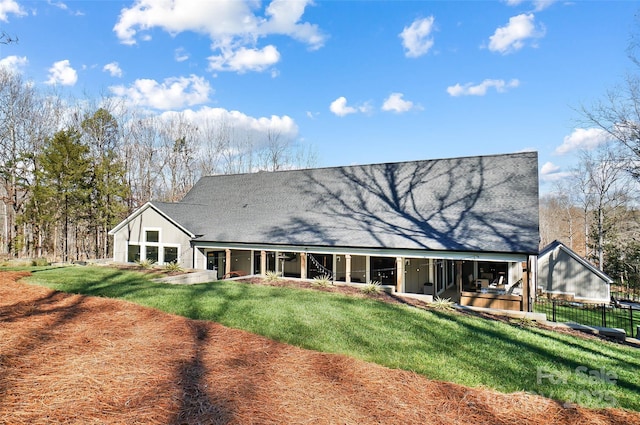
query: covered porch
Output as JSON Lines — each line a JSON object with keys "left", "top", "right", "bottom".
{"left": 193, "top": 244, "right": 534, "bottom": 311}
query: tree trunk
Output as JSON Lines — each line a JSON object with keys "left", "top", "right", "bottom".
{"left": 64, "top": 194, "right": 68, "bottom": 262}
{"left": 598, "top": 206, "right": 604, "bottom": 268}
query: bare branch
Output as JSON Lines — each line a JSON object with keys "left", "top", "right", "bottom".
{"left": 0, "top": 31, "right": 18, "bottom": 45}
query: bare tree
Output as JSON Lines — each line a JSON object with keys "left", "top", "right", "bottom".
{"left": 197, "top": 116, "right": 225, "bottom": 176}
{"left": 158, "top": 115, "right": 199, "bottom": 201}
{"left": 258, "top": 127, "right": 289, "bottom": 171}
{"left": 580, "top": 23, "right": 640, "bottom": 183}
{"left": 573, "top": 144, "right": 630, "bottom": 268}
{"left": 0, "top": 30, "right": 17, "bottom": 45}
{"left": 257, "top": 126, "right": 317, "bottom": 172}
{"left": 124, "top": 115, "right": 165, "bottom": 205}
{"left": 0, "top": 69, "right": 42, "bottom": 256}
{"left": 580, "top": 76, "right": 640, "bottom": 182}
{"left": 539, "top": 191, "right": 582, "bottom": 252}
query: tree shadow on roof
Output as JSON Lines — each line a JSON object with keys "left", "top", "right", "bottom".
{"left": 267, "top": 155, "right": 538, "bottom": 253}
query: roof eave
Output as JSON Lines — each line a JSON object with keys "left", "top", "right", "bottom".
{"left": 109, "top": 202, "right": 196, "bottom": 239}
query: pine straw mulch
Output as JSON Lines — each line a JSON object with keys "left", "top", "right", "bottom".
{"left": 1, "top": 271, "right": 639, "bottom": 425}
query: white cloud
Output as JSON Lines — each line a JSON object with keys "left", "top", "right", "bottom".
{"left": 260, "top": 0, "right": 324, "bottom": 49}
{"left": 113, "top": 0, "right": 324, "bottom": 73}
{"left": 103, "top": 62, "right": 123, "bottom": 77}
{"left": 382, "top": 93, "right": 419, "bottom": 113}
{"left": 330, "top": 97, "right": 356, "bottom": 117}
{"left": 488, "top": 13, "right": 545, "bottom": 54}
{"left": 540, "top": 161, "right": 572, "bottom": 182}
{"left": 0, "top": 55, "right": 27, "bottom": 72}
{"left": 161, "top": 106, "right": 299, "bottom": 140}
{"left": 554, "top": 128, "right": 610, "bottom": 155}
{"left": 329, "top": 96, "right": 371, "bottom": 117}
{"left": 447, "top": 79, "right": 520, "bottom": 97}
{"left": 175, "top": 47, "right": 189, "bottom": 62}
{"left": 399, "top": 16, "right": 435, "bottom": 58}
{"left": 541, "top": 161, "right": 560, "bottom": 175}
{"left": 110, "top": 74, "right": 212, "bottom": 110}
{"left": 47, "top": 1, "right": 68, "bottom": 11}
{"left": 0, "top": 0, "right": 26, "bottom": 21}
{"left": 505, "top": 0, "right": 557, "bottom": 12}
{"left": 531, "top": 0, "right": 556, "bottom": 11}
{"left": 208, "top": 45, "right": 280, "bottom": 73}
{"left": 45, "top": 60, "right": 78, "bottom": 86}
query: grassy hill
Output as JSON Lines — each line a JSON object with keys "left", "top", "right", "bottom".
{"left": 24, "top": 265, "right": 640, "bottom": 412}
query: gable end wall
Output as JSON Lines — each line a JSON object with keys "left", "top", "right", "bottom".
{"left": 112, "top": 206, "right": 193, "bottom": 268}
{"left": 538, "top": 248, "right": 610, "bottom": 302}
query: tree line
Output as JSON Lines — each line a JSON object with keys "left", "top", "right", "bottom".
{"left": 540, "top": 144, "right": 640, "bottom": 290}
{"left": 0, "top": 68, "right": 316, "bottom": 261}
{"left": 5, "top": 31, "right": 640, "bottom": 286}
{"left": 540, "top": 42, "right": 640, "bottom": 291}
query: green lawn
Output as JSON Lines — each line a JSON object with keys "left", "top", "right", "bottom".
{"left": 19, "top": 265, "right": 640, "bottom": 412}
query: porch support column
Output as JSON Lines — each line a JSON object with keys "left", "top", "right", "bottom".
{"left": 456, "top": 261, "right": 463, "bottom": 294}
{"left": 396, "top": 257, "right": 403, "bottom": 293}
{"left": 260, "top": 251, "right": 266, "bottom": 276}
{"left": 522, "top": 257, "right": 532, "bottom": 312}
{"left": 345, "top": 254, "right": 351, "bottom": 283}
{"left": 332, "top": 254, "right": 337, "bottom": 282}
{"left": 428, "top": 259, "right": 434, "bottom": 286}
{"left": 300, "top": 253, "right": 307, "bottom": 280}
{"left": 365, "top": 255, "right": 370, "bottom": 284}
{"left": 225, "top": 249, "right": 231, "bottom": 277}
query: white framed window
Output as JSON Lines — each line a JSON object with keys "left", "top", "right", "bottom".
{"left": 127, "top": 244, "right": 140, "bottom": 263}
{"left": 145, "top": 228, "right": 161, "bottom": 243}
{"left": 126, "top": 228, "right": 180, "bottom": 265}
{"left": 164, "top": 246, "right": 178, "bottom": 264}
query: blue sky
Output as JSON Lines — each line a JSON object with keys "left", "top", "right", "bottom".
{"left": 0, "top": 0, "right": 638, "bottom": 193}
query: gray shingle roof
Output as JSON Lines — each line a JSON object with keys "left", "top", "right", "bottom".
{"left": 152, "top": 152, "right": 540, "bottom": 254}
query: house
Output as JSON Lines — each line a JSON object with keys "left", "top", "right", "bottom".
{"left": 537, "top": 240, "right": 612, "bottom": 303}
{"left": 109, "top": 151, "right": 540, "bottom": 311}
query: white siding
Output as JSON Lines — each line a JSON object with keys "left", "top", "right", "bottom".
{"left": 538, "top": 247, "right": 610, "bottom": 302}
{"left": 112, "top": 206, "right": 193, "bottom": 269}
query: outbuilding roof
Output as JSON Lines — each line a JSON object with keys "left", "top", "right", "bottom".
{"left": 539, "top": 240, "right": 613, "bottom": 283}
{"left": 147, "top": 151, "right": 539, "bottom": 255}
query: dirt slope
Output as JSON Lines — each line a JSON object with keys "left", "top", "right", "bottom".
{"left": 1, "top": 271, "right": 638, "bottom": 425}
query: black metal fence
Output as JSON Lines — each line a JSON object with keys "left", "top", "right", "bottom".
{"left": 534, "top": 298, "right": 637, "bottom": 339}
{"left": 611, "top": 286, "right": 640, "bottom": 303}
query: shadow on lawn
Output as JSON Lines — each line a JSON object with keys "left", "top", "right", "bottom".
{"left": 169, "top": 321, "right": 230, "bottom": 425}
{"left": 0, "top": 281, "right": 87, "bottom": 407}
{"left": 426, "top": 308, "right": 640, "bottom": 410}
{"left": 20, "top": 268, "right": 640, "bottom": 413}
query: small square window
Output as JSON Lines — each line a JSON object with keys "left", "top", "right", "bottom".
{"left": 146, "top": 230, "right": 159, "bottom": 243}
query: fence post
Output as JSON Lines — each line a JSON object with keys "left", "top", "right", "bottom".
{"left": 630, "top": 307, "right": 635, "bottom": 339}
{"left": 602, "top": 304, "right": 607, "bottom": 328}
{"left": 552, "top": 299, "right": 556, "bottom": 322}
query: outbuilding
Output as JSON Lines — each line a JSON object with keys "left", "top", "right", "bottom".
{"left": 537, "top": 240, "right": 612, "bottom": 303}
